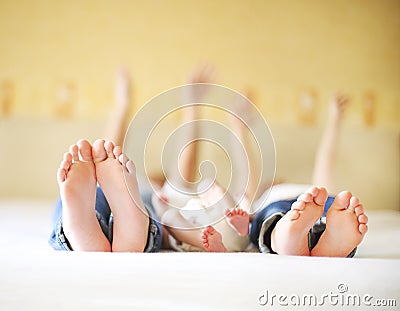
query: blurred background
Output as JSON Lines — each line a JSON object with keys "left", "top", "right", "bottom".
{"left": 0, "top": 0, "right": 399, "bottom": 211}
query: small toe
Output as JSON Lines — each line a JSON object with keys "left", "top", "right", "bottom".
{"left": 60, "top": 159, "right": 70, "bottom": 171}
{"left": 358, "top": 214, "right": 368, "bottom": 224}
{"left": 359, "top": 224, "right": 368, "bottom": 235}
{"left": 292, "top": 201, "right": 305, "bottom": 211}
{"left": 57, "top": 168, "right": 66, "bottom": 183}
{"left": 287, "top": 209, "right": 300, "bottom": 221}
{"left": 104, "top": 141, "right": 115, "bottom": 158}
{"left": 63, "top": 152, "right": 71, "bottom": 162}
{"left": 119, "top": 153, "right": 129, "bottom": 166}
{"left": 126, "top": 160, "right": 136, "bottom": 174}
{"left": 113, "top": 146, "right": 123, "bottom": 159}
{"left": 348, "top": 196, "right": 360, "bottom": 212}
{"left": 350, "top": 196, "right": 360, "bottom": 207}
{"left": 70, "top": 145, "right": 79, "bottom": 162}
{"left": 297, "top": 193, "right": 313, "bottom": 203}
{"left": 61, "top": 153, "right": 72, "bottom": 168}
{"left": 355, "top": 205, "right": 364, "bottom": 216}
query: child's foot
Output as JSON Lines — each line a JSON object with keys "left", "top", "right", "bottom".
{"left": 311, "top": 191, "right": 368, "bottom": 257}
{"left": 226, "top": 208, "right": 250, "bottom": 236}
{"left": 329, "top": 93, "right": 349, "bottom": 124}
{"left": 201, "top": 226, "right": 227, "bottom": 252}
{"left": 57, "top": 140, "right": 111, "bottom": 251}
{"left": 270, "top": 187, "right": 328, "bottom": 256}
{"left": 92, "top": 139, "right": 149, "bottom": 252}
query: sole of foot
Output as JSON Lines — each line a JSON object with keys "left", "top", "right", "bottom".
{"left": 202, "top": 225, "right": 227, "bottom": 252}
{"left": 270, "top": 186, "right": 328, "bottom": 256}
{"left": 226, "top": 208, "right": 250, "bottom": 236}
{"left": 92, "top": 139, "right": 149, "bottom": 252}
{"left": 311, "top": 191, "right": 368, "bottom": 257}
{"left": 58, "top": 139, "right": 111, "bottom": 251}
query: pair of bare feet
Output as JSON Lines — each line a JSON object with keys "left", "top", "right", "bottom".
{"left": 58, "top": 139, "right": 149, "bottom": 252}
{"left": 201, "top": 208, "right": 250, "bottom": 252}
{"left": 197, "top": 181, "right": 250, "bottom": 252}
{"left": 271, "top": 186, "right": 368, "bottom": 257}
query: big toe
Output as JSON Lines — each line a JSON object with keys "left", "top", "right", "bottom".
{"left": 77, "top": 140, "right": 93, "bottom": 162}
{"left": 313, "top": 187, "right": 328, "bottom": 206}
{"left": 331, "top": 191, "right": 352, "bottom": 211}
{"left": 92, "top": 139, "right": 107, "bottom": 163}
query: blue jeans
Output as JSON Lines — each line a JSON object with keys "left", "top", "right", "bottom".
{"left": 250, "top": 196, "right": 356, "bottom": 257}
{"left": 49, "top": 188, "right": 162, "bottom": 252}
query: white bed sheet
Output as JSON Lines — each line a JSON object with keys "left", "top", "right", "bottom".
{"left": 0, "top": 199, "right": 399, "bottom": 310}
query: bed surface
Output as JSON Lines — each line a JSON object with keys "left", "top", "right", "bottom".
{"left": 1, "top": 199, "right": 400, "bottom": 310}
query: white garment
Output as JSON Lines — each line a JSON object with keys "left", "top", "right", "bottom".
{"left": 161, "top": 182, "right": 250, "bottom": 252}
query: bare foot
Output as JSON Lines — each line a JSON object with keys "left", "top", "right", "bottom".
{"left": 201, "top": 226, "right": 227, "bottom": 252}
{"left": 57, "top": 140, "right": 111, "bottom": 251}
{"left": 311, "top": 191, "right": 368, "bottom": 257}
{"left": 329, "top": 93, "right": 349, "bottom": 124}
{"left": 226, "top": 208, "right": 250, "bottom": 236}
{"left": 92, "top": 139, "right": 149, "bottom": 252}
{"left": 270, "top": 187, "right": 328, "bottom": 256}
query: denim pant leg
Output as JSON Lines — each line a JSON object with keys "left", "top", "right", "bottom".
{"left": 141, "top": 188, "right": 163, "bottom": 253}
{"left": 48, "top": 188, "right": 113, "bottom": 251}
{"left": 49, "top": 187, "right": 163, "bottom": 252}
{"left": 250, "top": 196, "right": 356, "bottom": 257}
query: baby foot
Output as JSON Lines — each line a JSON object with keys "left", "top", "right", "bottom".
{"left": 270, "top": 186, "right": 327, "bottom": 256}
{"left": 92, "top": 139, "right": 149, "bottom": 252}
{"left": 226, "top": 208, "right": 250, "bottom": 236}
{"left": 201, "top": 226, "right": 227, "bottom": 252}
{"left": 329, "top": 93, "right": 349, "bottom": 124}
{"left": 311, "top": 191, "right": 368, "bottom": 257}
{"left": 57, "top": 139, "right": 110, "bottom": 251}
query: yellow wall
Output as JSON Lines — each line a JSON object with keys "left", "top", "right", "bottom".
{"left": 0, "top": 0, "right": 399, "bottom": 128}
{"left": 0, "top": 0, "right": 399, "bottom": 210}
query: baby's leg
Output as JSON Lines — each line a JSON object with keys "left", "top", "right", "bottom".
{"left": 93, "top": 139, "right": 149, "bottom": 252}
{"left": 228, "top": 91, "right": 261, "bottom": 204}
{"left": 57, "top": 140, "right": 111, "bottom": 251}
{"left": 312, "top": 94, "right": 349, "bottom": 191}
{"left": 104, "top": 67, "right": 132, "bottom": 146}
{"left": 270, "top": 186, "right": 328, "bottom": 256}
{"left": 171, "top": 64, "right": 215, "bottom": 186}
{"left": 311, "top": 191, "right": 368, "bottom": 257}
